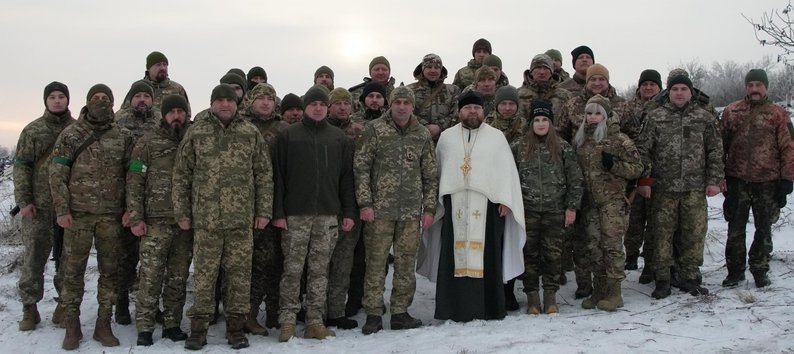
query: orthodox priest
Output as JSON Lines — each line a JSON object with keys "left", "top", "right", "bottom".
{"left": 418, "top": 91, "right": 526, "bottom": 322}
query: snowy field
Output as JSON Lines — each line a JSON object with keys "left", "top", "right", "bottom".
{"left": 0, "top": 172, "right": 791, "bottom": 353}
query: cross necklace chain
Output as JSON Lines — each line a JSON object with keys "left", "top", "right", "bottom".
{"left": 460, "top": 127, "right": 479, "bottom": 177}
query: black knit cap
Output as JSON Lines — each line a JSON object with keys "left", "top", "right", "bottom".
{"left": 360, "top": 81, "right": 388, "bottom": 106}
{"left": 745, "top": 69, "right": 769, "bottom": 88}
{"left": 161, "top": 94, "right": 189, "bottom": 117}
{"left": 458, "top": 91, "right": 484, "bottom": 110}
{"left": 44, "top": 81, "right": 69, "bottom": 105}
{"left": 638, "top": 69, "right": 662, "bottom": 88}
{"left": 570, "top": 45, "right": 594, "bottom": 68}
{"left": 227, "top": 68, "right": 246, "bottom": 80}
{"left": 667, "top": 75, "right": 693, "bottom": 91}
{"left": 210, "top": 83, "right": 238, "bottom": 103}
{"left": 314, "top": 66, "right": 335, "bottom": 80}
{"left": 127, "top": 80, "right": 154, "bottom": 99}
{"left": 86, "top": 84, "right": 114, "bottom": 103}
{"left": 472, "top": 38, "right": 492, "bottom": 57}
{"left": 247, "top": 66, "right": 268, "bottom": 82}
{"left": 530, "top": 100, "right": 554, "bottom": 122}
{"left": 280, "top": 93, "right": 303, "bottom": 115}
{"left": 302, "top": 85, "right": 330, "bottom": 109}
{"left": 220, "top": 73, "right": 248, "bottom": 92}
{"left": 146, "top": 51, "right": 168, "bottom": 69}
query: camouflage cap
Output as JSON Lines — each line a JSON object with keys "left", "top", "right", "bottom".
{"left": 667, "top": 68, "right": 689, "bottom": 81}
{"left": 544, "top": 49, "right": 563, "bottom": 62}
{"left": 586, "top": 94, "right": 611, "bottom": 116}
{"left": 87, "top": 83, "right": 114, "bottom": 103}
{"left": 472, "top": 38, "right": 492, "bottom": 56}
{"left": 314, "top": 65, "right": 335, "bottom": 80}
{"left": 389, "top": 85, "right": 415, "bottom": 106}
{"left": 586, "top": 63, "right": 609, "bottom": 82}
{"left": 249, "top": 83, "right": 277, "bottom": 101}
{"left": 369, "top": 56, "right": 391, "bottom": 71}
{"left": 303, "top": 84, "right": 330, "bottom": 109}
{"left": 745, "top": 68, "right": 769, "bottom": 88}
{"left": 146, "top": 51, "right": 168, "bottom": 69}
{"left": 44, "top": 81, "right": 69, "bottom": 105}
{"left": 494, "top": 85, "right": 519, "bottom": 106}
{"left": 475, "top": 66, "right": 497, "bottom": 82}
{"left": 530, "top": 54, "right": 553, "bottom": 72}
{"left": 328, "top": 87, "right": 352, "bottom": 105}
{"left": 422, "top": 53, "right": 442, "bottom": 69}
{"left": 247, "top": 66, "right": 268, "bottom": 82}
{"left": 161, "top": 94, "right": 189, "bottom": 117}
{"left": 127, "top": 80, "right": 154, "bottom": 99}
{"left": 638, "top": 69, "right": 662, "bottom": 88}
{"left": 570, "top": 45, "right": 594, "bottom": 67}
{"left": 483, "top": 54, "right": 503, "bottom": 69}
{"left": 210, "top": 83, "right": 238, "bottom": 103}
{"left": 280, "top": 93, "right": 303, "bottom": 115}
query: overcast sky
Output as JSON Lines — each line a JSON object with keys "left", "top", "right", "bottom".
{"left": 0, "top": 0, "right": 786, "bottom": 148}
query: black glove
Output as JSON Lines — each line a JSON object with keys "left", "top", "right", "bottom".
{"left": 601, "top": 151, "right": 615, "bottom": 170}
{"left": 776, "top": 179, "right": 793, "bottom": 208}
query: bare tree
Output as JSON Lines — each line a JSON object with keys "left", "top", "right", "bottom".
{"left": 770, "top": 64, "right": 794, "bottom": 106}
{"left": 744, "top": 2, "right": 794, "bottom": 66}
{"left": 671, "top": 60, "right": 710, "bottom": 89}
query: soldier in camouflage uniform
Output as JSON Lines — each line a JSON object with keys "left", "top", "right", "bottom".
{"left": 113, "top": 79, "right": 162, "bottom": 325}
{"left": 121, "top": 51, "right": 191, "bottom": 117}
{"left": 350, "top": 56, "right": 397, "bottom": 113}
{"left": 512, "top": 100, "right": 583, "bottom": 315}
{"left": 720, "top": 69, "right": 794, "bottom": 288}
{"left": 15, "top": 82, "right": 75, "bottom": 331}
{"left": 453, "top": 38, "right": 491, "bottom": 91}
{"left": 636, "top": 75, "right": 724, "bottom": 299}
{"left": 460, "top": 66, "right": 498, "bottom": 117}
{"left": 544, "top": 49, "right": 570, "bottom": 83}
{"left": 518, "top": 54, "right": 572, "bottom": 120}
{"left": 485, "top": 85, "right": 524, "bottom": 145}
{"left": 620, "top": 70, "right": 662, "bottom": 281}
{"left": 327, "top": 88, "right": 364, "bottom": 140}
{"left": 272, "top": 85, "right": 356, "bottom": 342}
{"left": 648, "top": 69, "right": 719, "bottom": 119}
{"left": 483, "top": 54, "right": 510, "bottom": 89}
{"left": 355, "top": 86, "right": 438, "bottom": 334}
{"left": 573, "top": 95, "right": 643, "bottom": 312}
{"left": 314, "top": 66, "right": 335, "bottom": 91}
{"left": 559, "top": 46, "right": 595, "bottom": 97}
{"left": 50, "top": 84, "right": 132, "bottom": 350}
{"left": 172, "top": 84, "right": 273, "bottom": 350}
{"left": 126, "top": 95, "right": 192, "bottom": 346}
{"left": 351, "top": 82, "right": 388, "bottom": 123}
{"left": 407, "top": 54, "right": 460, "bottom": 141}
{"left": 280, "top": 93, "right": 304, "bottom": 124}
{"left": 246, "top": 66, "right": 268, "bottom": 89}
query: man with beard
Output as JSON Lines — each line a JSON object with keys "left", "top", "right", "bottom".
{"left": 314, "top": 66, "right": 335, "bottom": 91}
{"left": 122, "top": 51, "right": 190, "bottom": 116}
{"left": 418, "top": 91, "right": 525, "bottom": 322}
{"left": 126, "top": 95, "right": 192, "bottom": 346}
{"left": 112, "top": 80, "right": 161, "bottom": 325}
{"left": 349, "top": 56, "right": 397, "bottom": 113}
{"left": 351, "top": 82, "right": 388, "bottom": 123}
{"left": 51, "top": 84, "right": 133, "bottom": 350}
{"left": 453, "top": 38, "right": 492, "bottom": 91}
{"left": 15, "top": 82, "right": 75, "bottom": 331}
{"left": 173, "top": 84, "right": 272, "bottom": 350}
{"left": 280, "top": 93, "right": 304, "bottom": 124}
{"left": 407, "top": 54, "right": 460, "bottom": 142}
{"left": 545, "top": 49, "right": 570, "bottom": 83}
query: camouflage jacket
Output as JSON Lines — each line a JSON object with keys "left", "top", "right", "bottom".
{"left": 406, "top": 78, "right": 460, "bottom": 129}
{"left": 121, "top": 76, "right": 191, "bottom": 116}
{"left": 552, "top": 68, "right": 570, "bottom": 83}
{"left": 517, "top": 77, "right": 572, "bottom": 119}
{"left": 114, "top": 107, "right": 161, "bottom": 142}
{"left": 172, "top": 112, "right": 273, "bottom": 229}
{"left": 126, "top": 122, "right": 180, "bottom": 225}
{"left": 576, "top": 119, "right": 643, "bottom": 206}
{"left": 484, "top": 111, "right": 525, "bottom": 145}
{"left": 512, "top": 136, "right": 583, "bottom": 212}
{"left": 328, "top": 117, "right": 364, "bottom": 142}
{"left": 649, "top": 87, "right": 718, "bottom": 120}
{"left": 557, "top": 88, "right": 626, "bottom": 142}
{"left": 351, "top": 108, "right": 386, "bottom": 123}
{"left": 638, "top": 102, "right": 724, "bottom": 192}
{"left": 460, "top": 84, "right": 496, "bottom": 117}
{"left": 14, "top": 110, "right": 75, "bottom": 209}
{"left": 619, "top": 92, "right": 655, "bottom": 141}
{"left": 354, "top": 113, "right": 438, "bottom": 220}
{"left": 453, "top": 59, "right": 482, "bottom": 91}
{"left": 350, "top": 77, "right": 396, "bottom": 113}
{"left": 559, "top": 73, "right": 586, "bottom": 97}
{"left": 191, "top": 108, "right": 210, "bottom": 122}
{"left": 720, "top": 97, "right": 794, "bottom": 182}
{"left": 50, "top": 109, "right": 132, "bottom": 216}
{"left": 239, "top": 110, "right": 289, "bottom": 148}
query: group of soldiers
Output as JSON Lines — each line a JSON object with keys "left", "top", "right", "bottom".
{"left": 12, "top": 37, "right": 794, "bottom": 350}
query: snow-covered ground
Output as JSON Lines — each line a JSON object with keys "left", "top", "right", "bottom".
{"left": 0, "top": 175, "right": 791, "bottom": 353}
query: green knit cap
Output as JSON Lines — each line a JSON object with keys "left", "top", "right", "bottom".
{"left": 544, "top": 49, "right": 562, "bottom": 62}
{"left": 745, "top": 69, "right": 769, "bottom": 88}
{"left": 146, "top": 51, "right": 168, "bottom": 69}
{"left": 328, "top": 87, "right": 352, "bottom": 105}
{"left": 87, "top": 84, "right": 114, "bottom": 103}
{"left": 483, "top": 54, "right": 502, "bottom": 69}
{"left": 369, "top": 56, "right": 391, "bottom": 71}
{"left": 303, "top": 85, "right": 330, "bottom": 109}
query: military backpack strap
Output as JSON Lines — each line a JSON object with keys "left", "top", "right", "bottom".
{"left": 68, "top": 130, "right": 110, "bottom": 165}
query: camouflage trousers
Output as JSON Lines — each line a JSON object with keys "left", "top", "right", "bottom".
{"left": 523, "top": 211, "right": 566, "bottom": 291}
{"left": 60, "top": 213, "right": 121, "bottom": 318}
{"left": 584, "top": 201, "right": 629, "bottom": 280}
{"left": 17, "top": 208, "right": 63, "bottom": 305}
{"left": 363, "top": 219, "right": 420, "bottom": 316}
{"left": 651, "top": 191, "right": 706, "bottom": 282}
{"left": 723, "top": 178, "right": 779, "bottom": 274}
{"left": 326, "top": 217, "right": 362, "bottom": 319}
{"left": 624, "top": 195, "right": 653, "bottom": 263}
{"left": 278, "top": 215, "right": 338, "bottom": 326}
{"left": 250, "top": 225, "right": 282, "bottom": 314}
{"left": 117, "top": 227, "right": 140, "bottom": 295}
{"left": 187, "top": 227, "right": 252, "bottom": 329}
{"left": 135, "top": 222, "right": 193, "bottom": 332}
{"left": 570, "top": 218, "right": 595, "bottom": 283}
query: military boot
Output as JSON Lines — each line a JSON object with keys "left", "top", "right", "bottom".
{"left": 162, "top": 326, "right": 188, "bottom": 341}
{"left": 278, "top": 322, "right": 296, "bottom": 342}
{"left": 652, "top": 280, "right": 672, "bottom": 299}
{"left": 19, "top": 303, "right": 40, "bottom": 331}
{"left": 304, "top": 322, "right": 335, "bottom": 339}
{"left": 61, "top": 316, "right": 82, "bottom": 350}
{"left": 559, "top": 271, "right": 568, "bottom": 285}
{"left": 361, "top": 315, "right": 383, "bottom": 335}
{"left": 226, "top": 316, "right": 250, "bottom": 349}
{"left": 638, "top": 266, "right": 655, "bottom": 284}
{"left": 596, "top": 278, "right": 624, "bottom": 312}
{"left": 543, "top": 290, "right": 558, "bottom": 314}
{"left": 136, "top": 331, "right": 153, "bottom": 346}
{"left": 752, "top": 271, "right": 771, "bottom": 288}
{"left": 326, "top": 316, "right": 358, "bottom": 329}
{"left": 625, "top": 255, "right": 639, "bottom": 270}
{"left": 574, "top": 271, "right": 593, "bottom": 299}
{"left": 93, "top": 316, "right": 120, "bottom": 347}
{"left": 504, "top": 279, "right": 519, "bottom": 311}
{"left": 345, "top": 297, "right": 363, "bottom": 317}
{"left": 722, "top": 271, "right": 745, "bottom": 287}
{"left": 114, "top": 291, "right": 131, "bottom": 325}
{"left": 526, "top": 291, "right": 541, "bottom": 315}
{"left": 244, "top": 305, "right": 268, "bottom": 336}
{"left": 266, "top": 312, "right": 280, "bottom": 329}
{"left": 52, "top": 302, "right": 65, "bottom": 328}
{"left": 184, "top": 319, "right": 208, "bottom": 350}
{"left": 581, "top": 276, "right": 605, "bottom": 309}
{"left": 391, "top": 313, "right": 422, "bottom": 330}
{"left": 679, "top": 279, "right": 709, "bottom": 296}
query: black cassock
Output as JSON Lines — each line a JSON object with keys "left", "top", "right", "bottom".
{"left": 434, "top": 194, "right": 506, "bottom": 322}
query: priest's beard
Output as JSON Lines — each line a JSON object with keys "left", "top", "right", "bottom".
{"left": 461, "top": 115, "right": 483, "bottom": 129}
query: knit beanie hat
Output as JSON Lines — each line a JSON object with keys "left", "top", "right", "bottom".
{"left": 44, "top": 81, "right": 69, "bottom": 105}
{"left": 227, "top": 68, "right": 246, "bottom": 80}
{"left": 483, "top": 54, "right": 502, "bottom": 69}
{"left": 586, "top": 94, "right": 612, "bottom": 116}
{"left": 87, "top": 84, "right": 114, "bottom": 103}
{"left": 146, "top": 51, "right": 168, "bottom": 69}
{"left": 586, "top": 64, "right": 610, "bottom": 82}
{"left": 328, "top": 87, "right": 352, "bottom": 105}
{"left": 472, "top": 38, "right": 492, "bottom": 56}
{"left": 667, "top": 75, "right": 693, "bottom": 91}
{"left": 530, "top": 54, "right": 553, "bottom": 72}
{"left": 249, "top": 83, "right": 277, "bottom": 101}
{"left": 127, "top": 80, "right": 154, "bottom": 99}
{"left": 389, "top": 85, "right": 415, "bottom": 106}
{"left": 314, "top": 66, "right": 335, "bottom": 81}
{"left": 422, "top": 53, "right": 442, "bottom": 69}
{"left": 475, "top": 66, "right": 497, "bottom": 82}
{"left": 638, "top": 69, "right": 662, "bottom": 88}
{"left": 161, "top": 94, "right": 188, "bottom": 117}
{"left": 745, "top": 69, "right": 769, "bottom": 88}
{"left": 303, "top": 85, "right": 330, "bottom": 109}
{"left": 369, "top": 56, "right": 391, "bottom": 71}
{"left": 530, "top": 100, "right": 554, "bottom": 122}
{"left": 210, "top": 83, "right": 238, "bottom": 103}
{"left": 220, "top": 73, "right": 248, "bottom": 92}
{"left": 458, "top": 91, "right": 484, "bottom": 110}
{"left": 570, "top": 45, "right": 594, "bottom": 68}
{"left": 280, "top": 93, "right": 303, "bottom": 115}
{"left": 247, "top": 66, "right": 268, "bottom": 82}
{"left": 544, "top": 49, "right": 562, "bottom": 62}
{"left": 494, "top": 85, "right": 519, "bottom": 106}
{"left": 360, "top": 81, "right": 388, "bottom": 106}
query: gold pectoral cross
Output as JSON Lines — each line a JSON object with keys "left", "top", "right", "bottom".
{"left": 460, "top": 156, "right": 472, "bottom": 177}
